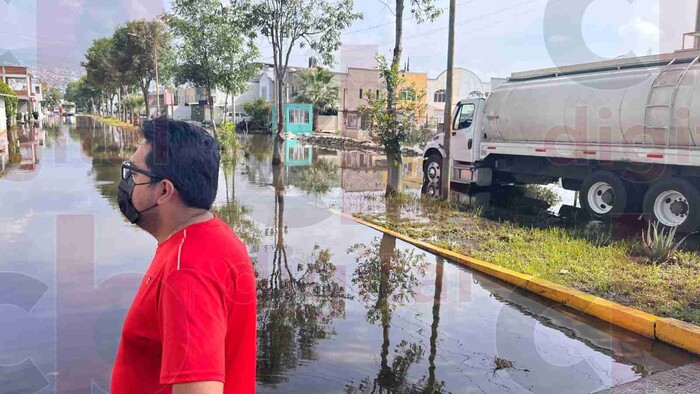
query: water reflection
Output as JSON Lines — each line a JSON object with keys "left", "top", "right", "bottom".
{"left": 348, "top": 234, "right": 447, "bottom": 393}
{"left": 1, "top": 117, "right": 698, "bottom": 393}
{"left": 256, "top": 153, "right": 348, "bottom": 384}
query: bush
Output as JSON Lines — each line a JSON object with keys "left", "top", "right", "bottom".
{"left": 641, "top": 221, "right": 695, "bottom": 263}
{"left": 0, "top": 81, "right": 18, "bottom": 129}
{"left": 243, "top": 98, "right": 271, "bottom": 132}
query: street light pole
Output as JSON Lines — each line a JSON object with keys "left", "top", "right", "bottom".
{"left": 696, "top": 0, "right": 700, "bottom": 49}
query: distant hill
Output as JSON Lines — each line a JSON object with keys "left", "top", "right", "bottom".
{"left": 0, "top": 48, "right": 82, "bottom": 90}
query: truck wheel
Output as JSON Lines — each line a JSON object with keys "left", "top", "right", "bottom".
{"left": 643, "top": 178, "right": 700, "bottom": 233}
{"left": 580, "top": 171, "right": 628, "bottom": 220}
{"left": 422, "top": 154, "right": 442, "bottom": 198}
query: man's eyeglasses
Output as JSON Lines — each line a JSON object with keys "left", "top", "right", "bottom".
{"left": 121, "top": 161, "right": 166, "bottom": 184}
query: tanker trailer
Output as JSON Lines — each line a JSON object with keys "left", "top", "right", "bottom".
{"left": 423, "top": 50, "right": 700, "bottom": 232}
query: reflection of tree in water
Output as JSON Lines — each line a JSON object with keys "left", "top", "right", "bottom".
{"left": 212, "top": 164, "right": 262, "bottom": 253}
{"left": 348, "top": 236, "right": 447, "bottom": 393}
{"left": 289, "top": 158, "right": 340, "bottom": 198}
{"left": 256, "top": 158, "right": 347, "bottom": 384}
{"left": 72, "top": 117, "right": 141, "bottom": 207}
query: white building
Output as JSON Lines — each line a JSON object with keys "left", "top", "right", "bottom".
{"left": 426, "top": 68, "right": 505, "bottom": 126}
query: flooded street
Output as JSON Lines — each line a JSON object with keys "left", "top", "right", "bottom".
{"left": 0, "top": 116, "right": 697, "bottom": 393}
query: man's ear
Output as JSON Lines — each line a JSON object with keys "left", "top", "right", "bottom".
{"left": 156, "top": 179, "right": 177, "bottom": 205}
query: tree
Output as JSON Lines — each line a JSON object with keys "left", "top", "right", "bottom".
{"left": 166, "top": 0, "right": 259, "bottom": 136}
{"left": 251, "top": 0, "right": 362, "bottom": 164}
{"left": 243, "top": 98, "right": 272, "bottom": 131}
{"left": 0, "top": 81, "right": 18, "bottom": 128}
{"left": 293, "top": 68, "right": 339, "bottom": 132}
{"left": 83, "top": 37, "right": 118, "bottom": 116}
{"left": 381, "top": 0, "right": 442, "bottom": 195}
{"left": 358, "top": 58, "right": 432, "bottom": 196}
{"left": 65, "top": 76, "right": 102, "bottom": 113}
{"left": 42, "top": 86, "right": 64, "bottom": 112}
{"left": 112, "top": 19, "right": 173, "bottom": 118}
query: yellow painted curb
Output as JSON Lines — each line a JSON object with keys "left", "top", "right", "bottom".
{"left": 332, "top": 209, "right": 697, "bottom": 353}
{"left": 656, "top": 318, "right": 700, "bottom": 355}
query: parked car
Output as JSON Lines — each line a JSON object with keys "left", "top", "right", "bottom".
{"left": 227, "top": 112, "right": 252, "bottom": 124}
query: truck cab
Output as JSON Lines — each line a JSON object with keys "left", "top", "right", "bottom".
{"left": 422, "top": 97, "right": 491, "bottom": 197}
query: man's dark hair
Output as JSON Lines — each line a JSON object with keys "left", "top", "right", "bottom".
{"left": 142, "top": 117, "right": 220, "bottom": 210}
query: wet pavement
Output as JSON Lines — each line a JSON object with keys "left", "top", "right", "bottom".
{"left": 0, "top": 116, "right": 697, "bottom": 393}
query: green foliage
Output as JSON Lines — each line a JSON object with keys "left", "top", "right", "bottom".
{"left": 293, "top": 68, "right": 339, "bottom": 112}
{"left": 349, "top": 236, "right": 427, "bottom": 324}
{"left": 217, "top": 121, "right": 241, "bottom": 164}
{"left": 641, "top": 221, "right": 695, "bottom": 264}
{"left": 251, "top": 0, "right": 361, "bottom": 137}
{"left": 65, "top": 76, "right": 101, "bottom": 112}
{"left": 525, "top": 185, "right": 562, "bottom": 207}
{"left": 112, "top": 19, "right": 174, "bottom": 113}
{"left": 252, "top": 0, "right": 362, "bottom": 66}
{"left": 42, "top": 86, "right": 64, "bottom": 111}
{"left": 291, "top": 159, "right": 339, "bottom": 197}
{"left": 358, "top": 56, "right": 432, "bottom": 154}
{"left": 0, "top": 81, "right": 18, "bottom": 127}
{"left": 166, "top": 0, "right": 259, "bottom": 118}
{"left": 123, "top": 95, "right": 145, "bottom": 115}
{"left": 83, "top": 37, "right": 117, "bottom": 98}
{"left": 243, "top": 98, "right": 272, "bottom": 131}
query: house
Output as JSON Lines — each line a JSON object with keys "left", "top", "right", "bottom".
{"left": 0, "top": 65, "right": 41, "bottom": 121}
{"left": 427, "top": 68, "right": 505, "bottom": 131}
{"left": 271, "top": 103, "right": 314, "bottom": 135}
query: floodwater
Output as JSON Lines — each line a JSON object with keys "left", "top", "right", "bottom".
{"left": 0, "top": 116, "right": 697, "bottom": 394}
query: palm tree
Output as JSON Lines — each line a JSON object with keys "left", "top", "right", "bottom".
{"left": 123, "top": 95, "right": 144, "bottom": 125}
{"left": 293, "top": 68, "right": 339, "bottom": 132}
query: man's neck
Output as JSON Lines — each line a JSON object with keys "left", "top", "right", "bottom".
{"left": 154, "top": 209, "right": 213, "bottom": 244}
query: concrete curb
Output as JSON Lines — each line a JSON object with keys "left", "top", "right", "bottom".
{"left": 332, "top": 209, "right": 700, "bottom": 355}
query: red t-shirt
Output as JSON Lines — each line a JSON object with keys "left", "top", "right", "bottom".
{"left": 111, "top": 217, "right": 256, "bottom": 393}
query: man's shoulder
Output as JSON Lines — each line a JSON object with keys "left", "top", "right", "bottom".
{"left": 174, "top": 217, "right": 251, "bottom": 272}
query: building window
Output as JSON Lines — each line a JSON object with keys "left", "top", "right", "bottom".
{"left": 289, "top": 108, "right": 310, "bottom": 124}
{"left": 5, "top": 77, "right": 27, "bottom": 91}
{"left": 346, "top": 113, "right": 359, "bottom": 129}
{"left": 261, "top": 86, "right": 268, "bottom": 101}
{"left": 400, "top": 88, "right": 416, "bottom": 101}
{"left": 434, "top": 89, "right": 446, "bottom": 103}
{"left": 359, "top": 88, "right": 363, "bottom": 99}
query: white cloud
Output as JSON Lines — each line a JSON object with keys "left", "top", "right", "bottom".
{"left": 618, "top": 17, "right": 660, "bottom": 42}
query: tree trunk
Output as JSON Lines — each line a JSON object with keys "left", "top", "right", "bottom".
{"left": 384, "top": 0, "right": 404, "bottom": 197}
{"left": 313, "top": 107, "right": 318, "bottom": 132}
{"left": 141, "top": 84, "right": 150, "bottom": 119}
{"left": 378, "top": 233, "right": 395, "bottom": 379}
{"left": 386, "top": 149, "right": 402, "bottom": 196}
{"left": 272, "top": 70, "right": 285, "bottom": 165}
{"left": 207, "top": 86, "right": 217, "bottom": 137}
{"left": 427, "top": 257, "right": 444, "bottom": 389}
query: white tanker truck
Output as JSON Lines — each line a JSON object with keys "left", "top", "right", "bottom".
{"left": 422, "top": 50, "right": 700, "bottom": 232}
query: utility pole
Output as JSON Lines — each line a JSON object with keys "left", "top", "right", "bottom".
{"left": 696, "top": 0, "right": 700, "bottom": 48}
{"left": 440, "top": 0, "right": 456, "bottom": 199}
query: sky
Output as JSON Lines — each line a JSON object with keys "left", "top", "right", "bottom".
{"left": 0, "top": 0, "right": 696, "bottom": 82}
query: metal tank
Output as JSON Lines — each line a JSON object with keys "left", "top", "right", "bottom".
{"left": 483, "top": 52, "right": 700, "bottom": 148}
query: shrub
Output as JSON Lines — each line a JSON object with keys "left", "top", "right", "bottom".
{"left": 243, "top": 98, "right": 271, "bottom": 132}
{"left": 0, "top": 81, "right": 18, "bottom": 129}
{"left": 641, "top": 221, "right": 695, "bottom": 263}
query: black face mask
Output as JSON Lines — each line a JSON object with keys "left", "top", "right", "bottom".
{"left": 117, "top": 177, "right": 159, "bottom": 224}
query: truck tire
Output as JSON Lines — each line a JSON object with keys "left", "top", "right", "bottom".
{"left": 643, "top": 177, "right": 700, "bottom": 233}
{"left": 422, "top": 154, "right": 442, "bottom": 198}
{"left": 579, "top": 171, "right": 628, "bottom": 220}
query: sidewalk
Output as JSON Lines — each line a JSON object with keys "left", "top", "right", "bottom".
{"left": 597, "top": 363, "right": 700, "bottom": 393}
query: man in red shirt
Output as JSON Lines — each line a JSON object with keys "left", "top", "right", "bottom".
{"left": 112, "top": 118, "right": 256, "bottom": 393}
